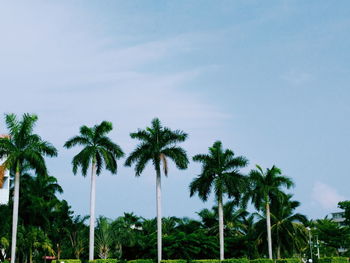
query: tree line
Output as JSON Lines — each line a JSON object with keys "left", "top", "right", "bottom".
{"left": 0, "top": 113, "right": 349, "bottom": 263}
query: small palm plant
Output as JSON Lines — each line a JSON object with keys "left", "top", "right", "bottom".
{"left": 64, "top": 121, "right": 124, "bottom": 261}
{"left": 247, "top": 165, "right": 294, "bottom": 259}
{"left": 125, "top": 118, "right": 189, "bottom": 263}
{"left": 0, "top": 113, "right": 57, "bottom": 263}
{"left": 190, "top": 141, "right": 248, "bottom": 260}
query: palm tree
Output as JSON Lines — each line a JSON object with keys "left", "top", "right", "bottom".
{"left": 125, "top": 118, "right": 189, "bottom": 263}
{"left": 64, "top": 121, "right": 124, "bottom": 261}
{"left": 254, "top": 194, "right": 308, "bottom": 258}
{"left": 0, "top": 113, "right": 57, "bottom": 263}
{"left": 189, "top": 141, "right": 248, "bottom": 260}
{"left": 247, "top": 165, "right": 294, "bottom": 259}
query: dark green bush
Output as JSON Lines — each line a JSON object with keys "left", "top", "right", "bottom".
{"left": 128, "top": 259, "right": 154, "bottom": 263}
{"left": 223, "top": 259, "right": 249, "bottom": 263}
{"left": 250, "top": 259, "right": 273, "bottom": 263}
{"left": 161, "top": 260, "right": 187, "bottom": 263}
{"left": 52, "top": 260, "right": 81, "bottom": 263}
{"left": 319, "top": 258, "right": 349, "bottom": 263}
{"left": 276, "top": 259, "right": 302, "bottom": 263}
{"left": 89, "top": 260, "right": 119, "bottom": 263}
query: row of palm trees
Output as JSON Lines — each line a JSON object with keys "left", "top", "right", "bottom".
{"left": 0, "top": 113, "right": 294, "bottom": 263}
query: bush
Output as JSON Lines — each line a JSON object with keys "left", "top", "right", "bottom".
{"left": 223, "top": 259, "right": 249, "bottom": 263}
{"left": 89, "top": 260, "right": 119, "bottom": 263}
{"left": 128, "top": 260, "right": 154, "bottom": 263}
{"left": 276, "top": 259, "right": 302, "bottom": 263}
{"left": 250, "top": 259, "right": 273, "bottom": 263}
{"left": 190, "top": 260, "right": 220, "bottom": 263}
{"left": 52, "top": 260, "right": 81, "bottom": 263}
{"left": 319, "top": 258, "right": 349, "bottom": 263}
{"left": 161, "top": 260, "right": 187, "bottom": 263}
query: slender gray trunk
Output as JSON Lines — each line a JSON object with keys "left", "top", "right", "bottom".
{"left": 156, "top": 169, "right": 162, "bottom": 263}
{"left": 218, "top": 194, "right": 224, "bottom": 260}
{"left": 266, "top": 202, "right": 273, "bottom": 259}
{"left": 89, "top": 161, "right": 97, "bottom": 261}
{"left": 10, "top": 164, "right": 20, "bottom": 263}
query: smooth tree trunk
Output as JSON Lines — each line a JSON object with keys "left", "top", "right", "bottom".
{"left": 89, "top": 160, "right": 97, "bottom": 261}
{"left": 276, "top": 229, "right": 280, "bottom": 259}
{"left": 218, "top": 194, "right": 224, "bottom": 260}
{"left": 266, "top": 202, "right": 273, "bottom": 259}
{"left": 156, "top": 169, "right": 162, "bottom": 263}
{"left": 10, "top": 164, "right": 20, "bottom": 263}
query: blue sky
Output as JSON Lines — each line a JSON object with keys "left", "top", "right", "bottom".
{"left": 1, "top": 1, "right": 350, "bottom": 220}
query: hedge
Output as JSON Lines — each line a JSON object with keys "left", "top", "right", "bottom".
{"left": 161, "top": 260, "right": 187, "bottom": 263}
{"left": 190, "top": 260, "right": 220, "bottom": 263}
{"left": 89, "top": 260, "right": 119, "bottom": 263}
{"left": 128, "top": 259, "right": 154, "bottom": 263}
{"left": 319, "top": 258, "right": 349, "bottom": 263}
{"left": 276, "top": 259, "right": 302, "bottom": 263}
{"left": 223, "top": 259, "right": 250, "bottom": 263}
{"left": 250, "top": 259, "right": 273, "bottom": 263}
{"left": 52, "top": 260, "right": 81, "bottom": 263}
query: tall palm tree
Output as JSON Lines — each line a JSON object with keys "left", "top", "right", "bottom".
{"left": 0, "top": 113, "right": 57, "bottom": 263}
{"left": 64, "top": 121, "right": 124, "bottom": 261}
{"left": 247, "top": 165, "right": 294, "bottom": 259}
{"left": 125, "top": 118, "right": 189, "bottom": 263}
{"left": 189, "top": 141, "right": 248, "bottom": 260}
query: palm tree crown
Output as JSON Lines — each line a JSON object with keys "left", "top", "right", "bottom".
{"left": 189, "top": 141, "right": 248, "bottom": 202}
{"left": 248, "top": 165, "right": 294, "bottom": 210}
{"left": 64, "top": 121, "right": 124, "bottom": 176}
{"left": 125, "top": 118, "right": 189, "bottom": 175}
{"left": 0, "top": 113, "right": 57, "bottom": 173}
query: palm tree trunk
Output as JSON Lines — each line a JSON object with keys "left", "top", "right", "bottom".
{"left": 10, "top": 163, "right": 20, "bottom": 263}
{"left": 276, "top": 228, "right": 280, "bottom": 259}
{"left": 89, "top": 160, "right": 97, "bottom": 261}
{"left": 29, "top": 247, "right": 32, "bottom": 263}
{"left": 266, "top": 202, "right": 273, "bottom": 259}
{"left": 218, "top": 194, "right": 224, "bottom": 260}
{"left": 156, "top": 169, "right": 162, "bottom": 263}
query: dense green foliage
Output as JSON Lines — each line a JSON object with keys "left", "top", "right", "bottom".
{"left": 89, "top": 259, "right": 119, "bottom": 263}
{"left": 52, "top": 260, "right": 81, "bottom": 263}
{"left": 275, "top": 259, "right": 301, "bottom": 263}
{"left": 318, "top": 258, "right": 349, "bottom": 263}
{"left": 127, "top": 260, "right": 154, "bottom": 263}
{"left": 250, "top": 259, "right": 273, "bottom": 263}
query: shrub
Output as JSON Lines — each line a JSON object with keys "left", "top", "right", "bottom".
{"left": 52, "top": 260, "right": 81, "bottom": 263}
{"left": 250, "top": 259, "right": 273, "bottom": 263}
{"left": 319, "top": 258, "right": 349, "bottom": 263}
{"left": 190, "top": 260, "right": 220, "bottom": 263}
{"left": 223, "top": 259, "right": 249, "bottom": 263}
{"left": 276, "top": 259, "right": 302, "bottom": 263}
{"left": 128, "top": 259, "right": 154, "bottom": 263}
{"left": 161, "top": 260, "right": 187, "bottom": 263}
{"left": 89, "top": 260, "right": 119, "bottom": 263}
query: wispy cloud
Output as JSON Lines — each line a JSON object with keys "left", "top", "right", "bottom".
{"left": 311, "top": 181, "right": 345, "bottom": 210}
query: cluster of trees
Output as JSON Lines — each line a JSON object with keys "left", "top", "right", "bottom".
{"left": 0, "top": 113, "right": 349, "bottom": 263}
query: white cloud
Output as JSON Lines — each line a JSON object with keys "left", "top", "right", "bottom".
{"left": 311, "top": 181, "right": 345, "bottom": 210}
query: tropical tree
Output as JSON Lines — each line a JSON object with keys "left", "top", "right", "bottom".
{"left": 0, "top": 113, "right": 57, "bottom": 263}
{"left": 254, "top": 194, "right": 308, "bottom": 258}
{"left": 189, "top": 141, "right": 248, "bottom": 260}
{"left": 246, "top": 165, "right": 294, "bottom": 259}
{"left": 125, "top": 118, "right": 189, "bottom": 263}
{"left": 95, "top": 216, "right": 113, "bottom": 259}
{"left": 64, "top": 121, "right": 124, "bottom": 260}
